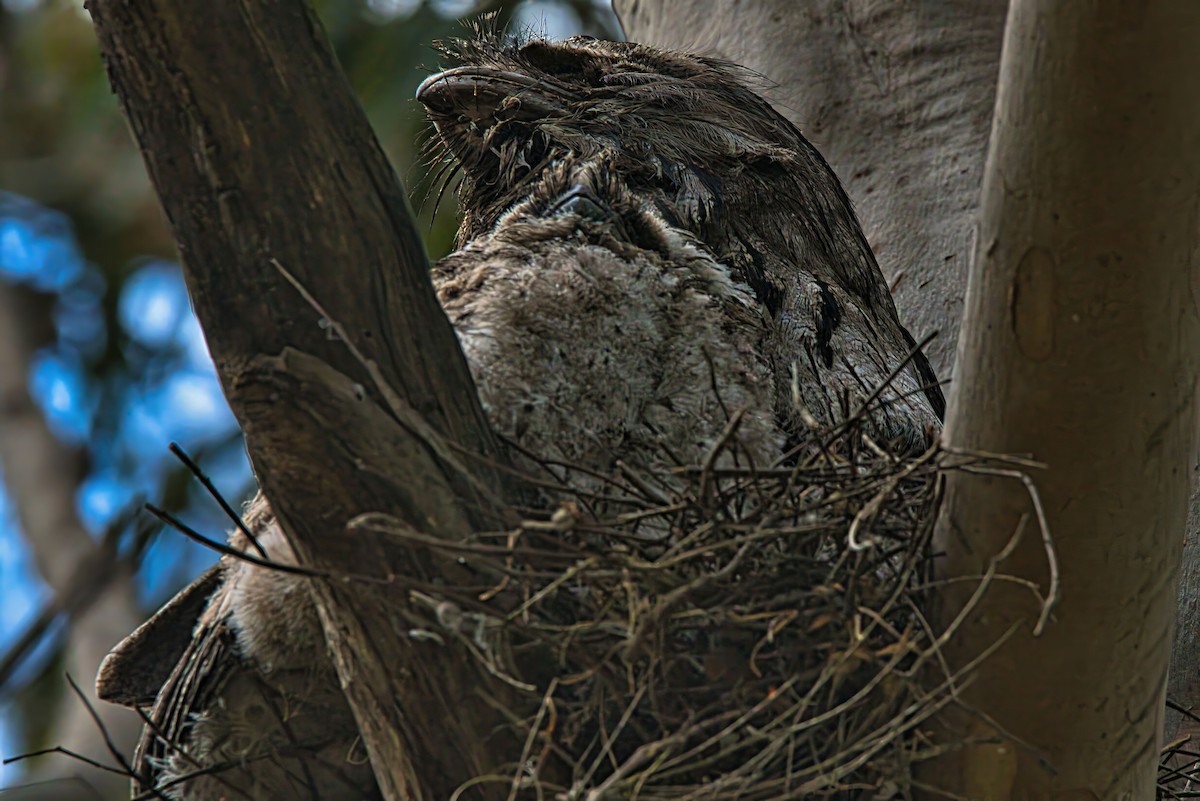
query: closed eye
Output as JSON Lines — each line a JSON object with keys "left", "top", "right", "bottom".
{"left": 519, "top": 41, "right": 602, "bottom": 83}
{"left": 600, "top": 72, "right": 664, "bottom": 87}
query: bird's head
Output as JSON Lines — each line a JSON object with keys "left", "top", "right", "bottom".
{"left": 417, "top": 28, "right": 892, "bottom": 313}
{"left": 418, "top": 26, "right": 946, "bottom": 439}
{"left": 419, "top": 32, "right": 804, "bottom": 233}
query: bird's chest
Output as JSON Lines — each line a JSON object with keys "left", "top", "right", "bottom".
{"left": 435, "top": 237, "right": 782, "bottom": 486}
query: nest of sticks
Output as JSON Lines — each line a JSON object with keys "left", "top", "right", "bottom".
{"left": 371, "top": 417, "right": 983, "bottom": 801}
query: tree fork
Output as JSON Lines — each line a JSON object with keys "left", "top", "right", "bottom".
{"left": 86, "top": 1, "right": 520, "bottom": 798}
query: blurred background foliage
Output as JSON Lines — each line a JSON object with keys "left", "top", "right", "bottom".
{"left": 0, "top": 0, "right": 620, "bottom": 795}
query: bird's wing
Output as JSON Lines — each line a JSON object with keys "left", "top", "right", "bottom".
{"left": 130, "top": 570, "right": 240, "bottom": 796}
{"left": 95, "top": 564, "right": 222, "bottom": 708}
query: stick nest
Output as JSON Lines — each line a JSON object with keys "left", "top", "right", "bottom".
{"left": 380, "top": 421, "right": 969, "bottom": 801}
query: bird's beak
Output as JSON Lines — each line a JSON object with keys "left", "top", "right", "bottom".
{"left": 416, "top": 66, "right": 566, "bottom": 124}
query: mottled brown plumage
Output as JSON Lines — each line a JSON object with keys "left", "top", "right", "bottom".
{"left": 436, "top": 158, "right": 783, "bottom": 503}
{"left": 420, "top": 31, "right": 943, "bottom": 448}
{"left": 101, "top": 496, "right": 370, "bottom": 800}
{"left": 98, "top": 30, "right": 941, "bottom": 801}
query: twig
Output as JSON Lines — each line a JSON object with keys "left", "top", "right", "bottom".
{"left": 272, "top": 258, "right": 512, "bottom": 522}
{"left": 168, "top": 442, "right": 266, "bottom": 558}
{"left": 142, "top": 503, "right": 393, "bottom": 586}
{"left": 958, "top": 464, "right": 1059, "bottom": 635}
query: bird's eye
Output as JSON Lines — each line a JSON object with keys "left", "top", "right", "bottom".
{"left": 548, "top": 184, "right": 610, "bottom": 222}
{"left": 519, "top": 40, "right": 596, "bottom": 81}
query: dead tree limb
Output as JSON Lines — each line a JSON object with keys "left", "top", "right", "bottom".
{"left": 86, "top": 1, "right": 520, "bottom": 798}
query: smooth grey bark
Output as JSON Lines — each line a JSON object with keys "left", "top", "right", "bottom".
{"left": 1170, "top": 474, "right": 1200, "bottom": 741}
{"left": 932, "top": 3, "right": 1200, "bottom": 795}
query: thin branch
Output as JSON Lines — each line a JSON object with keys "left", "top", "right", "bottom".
{"left": 168, "top": 442, "right": 267, "bottom": 558}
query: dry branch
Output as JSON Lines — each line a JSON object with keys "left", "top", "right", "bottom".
{"left": 85, "top": 1, "right": 520, "bottom": 798}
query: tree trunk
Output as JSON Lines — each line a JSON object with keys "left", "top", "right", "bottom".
{"left": 86, "top": 2, "right": 522, "bottom": 798}
{"left": 931, "top": 2, "right": 1200, "bottom": 797}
